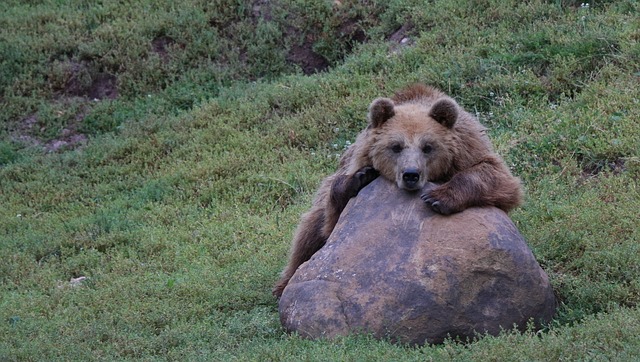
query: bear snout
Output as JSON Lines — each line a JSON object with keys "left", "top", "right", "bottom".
{"left": 401, "top": 169, "right": 421, "bottom": 190}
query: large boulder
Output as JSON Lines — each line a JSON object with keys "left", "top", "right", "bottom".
{"left": 279, "top": 177, "right": 556, "bottom": 345}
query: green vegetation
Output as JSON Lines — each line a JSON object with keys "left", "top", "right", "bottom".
{"left": 1, "top": 0, "right": 639, "bottom": 360}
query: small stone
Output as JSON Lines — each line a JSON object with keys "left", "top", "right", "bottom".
{"left": 69, "top": 276, "right": 88, "bottom": 287}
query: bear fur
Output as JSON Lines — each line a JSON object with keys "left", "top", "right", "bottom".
{"left": 273, "top": 84, "right": 523, "bottom": 298}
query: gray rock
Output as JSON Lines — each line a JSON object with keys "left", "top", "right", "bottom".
{"left": 279, "top": 177, "right": 556, "bottom": 345}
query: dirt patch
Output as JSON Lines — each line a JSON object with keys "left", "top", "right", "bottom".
{"left": 336, "top": 15, "right": 369, "bottom": 53}
{"left": 151, "top": 36, "right": 177, "bottom": 63}
{"left": 86, "top": 73, "right": 118, "bottom": 100}
{"left": 252, "top": 0, "right": 273, "bottom": 22}
{"left": 284, "top": 16, "right": 369, "bottom": 75}
{"left": 286, "top": 40, "right": 331, "bottom": 75}
{"left": 11, "top": 59, "right": 114, "bottom": 152}
{"left": 12, "top": 108, "right": 88, "bottom": 153}
{"left": 340, "top": 17, "right": 367, "bottom": 43}
{"left": 282, "top": 11, "right": 369, "bottom": 75}
{"left": 44, "top": 128, "right": 88, "bottom": 153}
{"left": 58, "top": 60, "right": 118, "bottom": 100}
{"left": 11, "top": 114, "right": 42, "bottom": 148}
{"left": 580, "top": 156, "right": 627, "bottom": 178}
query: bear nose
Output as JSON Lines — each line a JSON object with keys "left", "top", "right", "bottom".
{"left": 402, "top": 169, "right": 420, "bottom": 188}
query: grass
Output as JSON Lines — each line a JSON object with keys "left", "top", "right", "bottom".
{"left": 1, "top": 0, "right": 639, "bottom": 360}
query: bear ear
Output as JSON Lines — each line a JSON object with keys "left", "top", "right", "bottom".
{"left": 368, "top": 98, "right": 395, "bottom": 128}
{"left": 430, "top": 98, "right": 458, "bottom": 128}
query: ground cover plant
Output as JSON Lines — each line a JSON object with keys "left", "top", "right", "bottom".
{"left": 1, "top": 0, "right": 639, "bottom": 360}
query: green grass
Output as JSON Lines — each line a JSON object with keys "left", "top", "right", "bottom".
{"left": 1, "top": 0, "right": 639, "bottom": 360}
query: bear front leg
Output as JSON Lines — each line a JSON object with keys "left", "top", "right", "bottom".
{"left": 421, "top": 159, "right": 522, "bottom": 215}
{"left": 273, "top": 167, "right": 379, "bottom": 299}
{"left": 273, "top": 206, "right": 327, "bottom": 298}
{"left": 324, "top": 166, "right": 379, "bottom": 235}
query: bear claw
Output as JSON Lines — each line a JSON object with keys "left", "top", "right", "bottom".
{"left": 421, "top": 193, "right": 453, "bottom": 215}
{"left": 429, "top": 200, "right": 444, "bottom": 214}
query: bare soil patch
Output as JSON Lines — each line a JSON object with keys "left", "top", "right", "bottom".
{"left": 152, "top": 36, "right": 177, "bottom": 63}
{"left": 581, "top": 157, "right": 627, "bottom": 178}
{"left": 286, "top": 41, "right": 331, "bottom": 75}
{"left": 11, "top": 60, "right": 117, "bottom": 152}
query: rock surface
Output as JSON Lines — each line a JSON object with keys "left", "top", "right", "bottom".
{"left": 279, "top": 177, "right": 556, "bottom": 345}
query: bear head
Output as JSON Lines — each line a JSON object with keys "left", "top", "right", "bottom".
{"left": 365, "top": 86, "right": 460, "bottom": 191}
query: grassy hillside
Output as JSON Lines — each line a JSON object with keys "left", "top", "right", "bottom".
{"left": 1, "top": 0, "right": 639, "bottom": 360}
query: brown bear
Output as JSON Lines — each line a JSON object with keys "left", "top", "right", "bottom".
{"left": 273, "top": 84, "right": 523, "bottom": 298}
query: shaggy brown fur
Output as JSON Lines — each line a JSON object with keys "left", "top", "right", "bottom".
{"left": 273, "top": 84, "right": 523, "bottom": 298}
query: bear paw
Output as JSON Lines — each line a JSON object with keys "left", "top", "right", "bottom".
{"left": 330, "top": 167, "right": 380, "bottom": 218}
{"left": 332, "top": 167, "right": 379, "bottom": 202}
{"left": 354, "top": 166, "right": 380, "bottom": 191}
{"left": 421, "top": 183, "right": 455, "bottom": 215}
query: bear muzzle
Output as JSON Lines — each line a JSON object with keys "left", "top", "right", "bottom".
{"left": 401, "top": 168, "right": 422, "bottom": 191}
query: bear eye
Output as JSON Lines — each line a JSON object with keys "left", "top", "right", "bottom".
{"left": 390, "top": 144, "right": 403, "bottom": 153}
{"left": 422, "top": 144, "right": 433, "bottom": 154}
